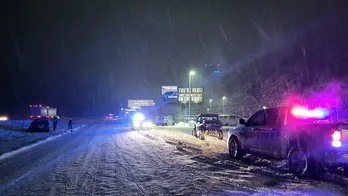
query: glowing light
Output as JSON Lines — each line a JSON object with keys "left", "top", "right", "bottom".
{"left": 291, "top": 107, "right": 328, "bottom": 118}
{"left": 189, "top": 71, "right": 195, "bottom": 76}
{"left": 331, "top": 130, "right": 342, "bottom": 141}
{"left": 133, "top": 121, "right": 141, "bottom": 128}
{"left": 142, "top": 121, "right": 154, "bottom": 128}
{"left": 0, "top": 116, "right": 8, "bottom": 121}
{"left": 332, "top": 141, "right": 342, "bottom": 147}
{"left": 133, "top": 112, "right": 145, "bottom": 122}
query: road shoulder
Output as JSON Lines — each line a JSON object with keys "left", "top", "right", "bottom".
{"left": 0, "top": 125, "right": 85, "bottom": 163}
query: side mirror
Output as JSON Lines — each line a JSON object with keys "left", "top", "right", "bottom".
{"left": 239, "top": 118, "right": 246, "bottom": 125}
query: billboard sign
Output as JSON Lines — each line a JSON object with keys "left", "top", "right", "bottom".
{"left": 178, "top": 87, "right": 203, "bottom": 104}
{"left": 128, "top": 100, "right": 155, "bottom": 108}
{"left": 161, "top": 86, "right": 178, "bottom": 102}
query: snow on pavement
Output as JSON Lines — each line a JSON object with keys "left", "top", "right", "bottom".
{"left": 0, "top": 120, "right": 82, "bottom": 156}
{"left": 0, "top": 125, "right": 347, "bottom": 195}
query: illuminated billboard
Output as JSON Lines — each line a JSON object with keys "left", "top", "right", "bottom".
{"left": 178, "top": 87, "right": 203, "bottom": 104}
{"left": 161, "top": 86, "right": 178, "bottom": 102}
{"left": 128, "top": 100, "right": 155, "bottom": 108}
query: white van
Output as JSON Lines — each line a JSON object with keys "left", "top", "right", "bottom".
{"left": 219, "top": 114, "right": 241, "bottom": 126}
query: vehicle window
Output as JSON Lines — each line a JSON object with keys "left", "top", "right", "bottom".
{"left": 265, "top": 108, "right": 281, "bottom": 127}
{"left": 201, "top": 116, "right": 219, "bottom": 121}
{"left": 247, "top": 110, "right": 266, "bottom": 126}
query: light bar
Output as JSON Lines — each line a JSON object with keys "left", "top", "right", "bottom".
{"left": 291, "top": 107, "right": 328, "bottom": 118}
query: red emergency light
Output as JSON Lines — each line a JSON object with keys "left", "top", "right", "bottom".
{"left": 331, "top": 129, "right": 342, "bottom": 147}
{"left": 291, "top": 107, "right": 328, "bottom": 119}
{"left": 331, "top": 130, "right": 342, "bottom": 141}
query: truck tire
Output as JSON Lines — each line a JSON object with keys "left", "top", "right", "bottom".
{"left": 229, "top": 136, "right": 243, "bottom": 160}
{"left": 192, "top": 128, "right": 197, "bottom": 137}
{"left": 199, "top": 130, "right": 205, "bottom": 140}
{"left": 217, "top": 130, "right": 223, "bottom": 140}
{"left": 287, "top": 146, "right": 315, "bottom": 178}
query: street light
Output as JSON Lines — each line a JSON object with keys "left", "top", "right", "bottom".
{"left": 209, "top": 99, "right": 212, "bottom": 112}
{"left": 188, "top": 70, "right": 195, "bottom": 122}
{"left": 222, "top": 96, "right": 226, "bottom": 114}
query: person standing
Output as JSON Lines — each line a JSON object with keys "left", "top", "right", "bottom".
{"left": 52, "top": 116, "right": 58, "bottom": 130}
{"left": 68, "top": 117, "right": 73, "bottom": 130}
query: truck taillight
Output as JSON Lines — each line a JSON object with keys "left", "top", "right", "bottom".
{"left": 331, "top": 130, "right": 342, "bottom": 147}
{"left": 331, "top": 130, "right": 342, "bottom": 141}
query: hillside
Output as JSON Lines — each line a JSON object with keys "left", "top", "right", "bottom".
{"left": 221, "top": 12, "right": 348, "bottom": 117}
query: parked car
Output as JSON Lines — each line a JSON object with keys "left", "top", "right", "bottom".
{"left": 27, "top": 118, "right": 50, "bottom": 132}
{"left": 219, "top": 114, "right": 241, "bottom": 126}
{"left": 193, "top": 114, "right": 223, "bottom": 140}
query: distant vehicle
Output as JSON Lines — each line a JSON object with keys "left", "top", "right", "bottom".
{"left": 227, "top": 106, "right": 348, "bottom": 177}
{"left": 219, "top": 114, "right": 241, "bottom": 126}
{"left": 131, "top": 112, "right": 154, "bottom": 130}
{"left": 193, "top": 114, "right": 223, "bottom": 140}
{"left": 29, "top": 105, "right": 57, "bottom": 119}
{"left": 27, "top": 118, "right": 50, "bottom": 132}
{"left": 162, "top": 91, "right": 178, "bottom": 99}
{"left": 156, "top": 116, "right": 174, "bottom": 126}
{"left": 105, "top": 113, "right": 114, "bottom": 120}
{"left": 47, "top": 108, "right": 57, "bottom": 117}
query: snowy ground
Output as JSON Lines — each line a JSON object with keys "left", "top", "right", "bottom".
{"left": 0, "top": 120, "right": 82, "bottom": 156}
{"left": 0, "top": 123, "right": 347, "bottom": 195}
{"left": 154, "top": 125, "right": 234, "bottom": 140}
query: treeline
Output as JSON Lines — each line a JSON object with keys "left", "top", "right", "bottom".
{"left": 221, "top": 12, "right": 348, "bottom": 115}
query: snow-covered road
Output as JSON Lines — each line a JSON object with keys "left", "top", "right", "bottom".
{"left": 0, "top": 124, "right": 347, "bottom": 195}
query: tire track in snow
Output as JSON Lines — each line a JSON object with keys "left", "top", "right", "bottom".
{"left": 0, "top": 126, "right": 97, "bottom": 196}
{"left": 140, "top": 129, "right": 348, "bottom": 195}
{"left": 121, "top": 131, "right": 256, "bottom": 195}
{"left": 111, "top": 132, "right": 150, "bottom": 196}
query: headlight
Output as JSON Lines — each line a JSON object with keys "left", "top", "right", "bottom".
{"left": 142, "top": 121, "right": 154, "bottom": 128}
{"left": 133, "top": 112, "right": 145, "bottom": 121}
{"left": 133, "top": 121, "right": 141, "bottom": 128}
{"left": 0, "top": 116, "right": 8, "bottom": 121}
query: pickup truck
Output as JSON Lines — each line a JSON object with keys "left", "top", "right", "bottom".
{"left": 227, "top": 106, "right": 348, "bottom": 177}
{"left": 193, "top": 114, "right": 223, "bottom": 140}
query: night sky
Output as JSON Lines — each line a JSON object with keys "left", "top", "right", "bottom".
{"left": 2, "top": 0, "right": 348, "bottom": 117}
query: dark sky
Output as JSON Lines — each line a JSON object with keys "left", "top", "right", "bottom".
{"left": 1, "top": 0, "right": 348, "bottom": 116}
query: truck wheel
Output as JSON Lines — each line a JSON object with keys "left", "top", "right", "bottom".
{"left": 217, "top": 130, "right": 223, "bottom": 140}
{"left": 287, "top": 146, "right": 315, "bottom": 178}
{"left": 341, "top": 165, "right": 348, "bottom": 177}
{"left": 192, "top": 128, "right": 197, "bottom": 137}
{"left": 199, "top": 130, "right": 205, "bottom": 140}
{"left": 229, "top": 137, "right": 243, "bottom": 160}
